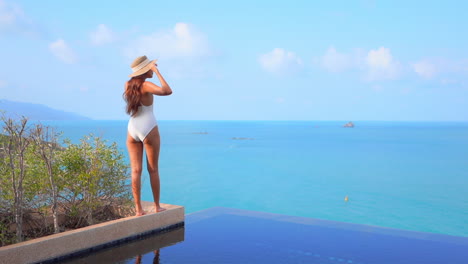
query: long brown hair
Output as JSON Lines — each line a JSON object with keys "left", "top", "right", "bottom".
{"left": 123, "top": 77, "right": 145, "bottom": 116}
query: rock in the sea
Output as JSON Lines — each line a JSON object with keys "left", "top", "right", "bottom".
{"left": 343, "top": 122, "right": 354, "bottom": 128}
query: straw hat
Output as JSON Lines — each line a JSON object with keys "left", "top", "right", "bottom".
{"left": 129, "top": 55, "right": 157, "bottom": 77}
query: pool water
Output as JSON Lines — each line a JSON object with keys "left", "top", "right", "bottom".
{"left": 59, "top": 207, "right": 468, "bottom": 264}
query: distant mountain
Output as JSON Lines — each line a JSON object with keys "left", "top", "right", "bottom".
{"left": 0, "top": 99, "right": 91, "bottom": 121}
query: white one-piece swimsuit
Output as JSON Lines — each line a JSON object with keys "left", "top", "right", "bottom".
{"left": 128, "top": 104, "right": 158, "bottom": 142}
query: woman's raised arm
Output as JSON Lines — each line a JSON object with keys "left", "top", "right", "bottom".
{"left": 142, "top": 64, "right": 172, "bottom": 96}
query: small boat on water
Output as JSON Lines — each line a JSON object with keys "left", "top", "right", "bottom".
{"left": 343, "top": 122, "right": 355, "bottom": 128}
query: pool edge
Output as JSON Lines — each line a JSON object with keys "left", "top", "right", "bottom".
{"left": 186, "top": 206, "right": 468, "bottom": 246}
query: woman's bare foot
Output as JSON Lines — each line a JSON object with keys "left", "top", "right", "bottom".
{"left": 135, "top": 210, "right": 147, "bottom": 216}
{"left": 155, "top": 206, "right": 166, "bottom": 213}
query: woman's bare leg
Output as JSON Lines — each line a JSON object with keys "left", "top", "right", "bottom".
{"left": 126, "top": 133, "right": 145, "bottom": 216}
{"left": 143, "top": 126, "right": 166, "bottom": 212}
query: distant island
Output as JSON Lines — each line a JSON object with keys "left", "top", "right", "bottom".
{"left": 232, "top": 137, "right": 254, "bottom": 140}
{"left": 343, "top": 121, "right": 355, "bottom": 128}
{"left": 0, "top": 99, "right": 90, "bottom": 121}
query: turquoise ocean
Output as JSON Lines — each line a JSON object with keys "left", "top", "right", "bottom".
{"left": 44, "top": 120, "right": 468, "bottom": 237}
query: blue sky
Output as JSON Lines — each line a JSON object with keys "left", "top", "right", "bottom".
{"left": 0, "top": 0, "right": 467, "bottom": 121}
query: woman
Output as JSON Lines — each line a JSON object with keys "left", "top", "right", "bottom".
{"left": 123, "top": 55, "right": 172, "bottom": 216}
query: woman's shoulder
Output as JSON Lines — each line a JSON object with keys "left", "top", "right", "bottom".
{"left": 142, "top": 81, "right": 158, "bottom": 90}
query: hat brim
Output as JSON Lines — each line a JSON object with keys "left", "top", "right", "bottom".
{"left": 128, "top": 59, "right": 157, "bottom": 77}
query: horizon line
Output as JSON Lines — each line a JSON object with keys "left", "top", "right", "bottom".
{"left": 49, "top": 119, "right": 468, "bottom": 123}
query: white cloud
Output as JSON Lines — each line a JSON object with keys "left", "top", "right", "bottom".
{"left": 124, "top": 23, "right": 219, "bottom": 79}
{"left": 321, "top": 47, "right": 351, "bottom": 72}
{"left": 125, "top": 22, "right": 210, "bottom": 59}
{"left": 0, "top": 0, "right": 33, "bottom": 35}
{"left": 410, "top": 58, "right": 468, "bottom": 84}
{"left": 319, "top": 46, "right": 400, "bottom": 81}
{"left": 412, "top": 60, "right": 436, "bottom": 79}
{"left": 90, "top": 24, "right": 114, "bottom": 46}
{"left": 365, "top": 47, "right": 400, "bottom": 81}
{"left": 259, "top": 48, "right": 303, "bottom": 75}
{"left": 49, "top": 39, "right": 77, "bottom": 64}
{"left": 0, "top": 0, "right": 22, "bottom": 28}
{"left": 319, "top": 46, "right": 467, "bottom": 84}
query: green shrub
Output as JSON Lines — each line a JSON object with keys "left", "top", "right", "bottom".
{"left": 0, "top": 115, "right": 133, "bottom": 246}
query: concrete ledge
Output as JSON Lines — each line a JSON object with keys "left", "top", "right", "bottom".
{"left": 0, "top": 202, "right": 184, "bottom": 264}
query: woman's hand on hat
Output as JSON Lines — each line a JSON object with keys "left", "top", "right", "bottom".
{"left": 151, "top": 63, "right": 159, "bottom": 73}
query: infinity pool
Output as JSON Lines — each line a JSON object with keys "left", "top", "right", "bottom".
{"left": 59, "top": 207, "right": 468, "bottom": 264}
